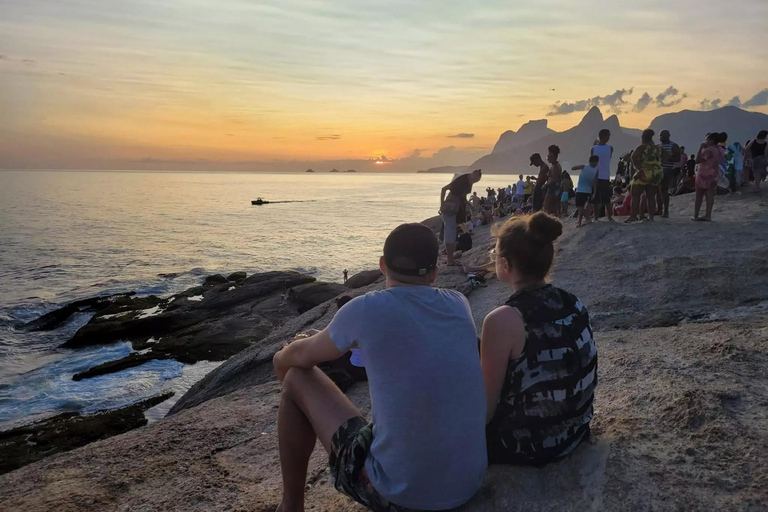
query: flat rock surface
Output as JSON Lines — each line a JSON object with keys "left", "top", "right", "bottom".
{"left": 3, "top": 193, "right": 768, "bottom": 511}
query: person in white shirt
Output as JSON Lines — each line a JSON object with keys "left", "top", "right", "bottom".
{"left": 516, "top": 175, "right": 525, "bottom": 202}
{"left": 571, "top": 155, "right": 600, "bottom": 227}
{"left": 591, "top": 129, "right": 615, "bottom": 222}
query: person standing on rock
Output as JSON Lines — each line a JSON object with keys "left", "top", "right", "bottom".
{"left": 516, "top": 174, "right": 525, "bottom": 203}
{"left": 658, "top": 130, "right": 682, "bottom": 218}
{"left": 591, "top": 129, "right": 615, "bottom": 222}
{"left": 543, "top": 145, "right": 563, "bottom": 216}
{"left": 343, "top": 269, "right": 348, "bottom": 283}
{"left": 480, "top": 212, "right": 597, "bottom": 465}
{"left": 440, "top": 169, "right": 482, "bottom": 266}
{"left": 529, "top": 153, "right": 550, "bottom": 213}
{"left": 693, "top": 132, "right": 726, "bottom": 221}
{"left": 626, "top": 129, "right": 663, "bottom": 223}
{"left": 272, "top": 223, "right": 487, "bottom": 512}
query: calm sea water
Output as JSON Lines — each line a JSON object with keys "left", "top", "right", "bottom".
{"left": 0, "top": 170, "right": 522, "bottom": 428}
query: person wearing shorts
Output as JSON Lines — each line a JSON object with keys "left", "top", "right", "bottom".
{"left": 658, "top": 130, "right": 681, "bottom": 218}
{"left": 440, "top": 170, "right": 482, "bottom": 266}
{"left": 626, "top": 129, "right": 663, "bottom": 223}
{"left": 273, "top": 223, "right": 487, "bottom": 512}
{"left": 591, "top": 129, "right": 615, "bottom": 222}
{"left": 572, "top": 155, "right": 600, "bottom": 227}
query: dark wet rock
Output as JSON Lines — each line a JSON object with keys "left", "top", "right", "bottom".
{"left": 203, "top": 274, "right": 228, "bottom": 286}
{"left": 0, "top": 392, "right": 173, "bottom": 474}
{"left": 344, "top": 269, "right": 383, "bottom": 289}
{"left": 23, "top": 292, "right": 136, "bottom": 331}
{"left": 61, "top": 272, "right": 316, "bottom": 365}
{"left": 288, "top": 282, "right": 349, "bottom": 312}
{"left": 226, "top": 271, "right": 247, "bottom": 282}
{"left": 72, "top": 352, "right": 172, "bottom": 381}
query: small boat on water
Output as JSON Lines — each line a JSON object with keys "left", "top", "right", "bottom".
{"left": 251, "top": 198, "right": 270, "bottom": 205}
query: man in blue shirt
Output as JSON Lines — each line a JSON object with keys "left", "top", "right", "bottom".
{"left": 572, "top": 155, "right": 600, "bottom": 227}
{"left": 273, "top": 223, "right": 487, "bottom": 512}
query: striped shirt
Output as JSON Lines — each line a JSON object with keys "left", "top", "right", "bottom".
{"left": 660, "top": 140, "right": 677, "bottom": 170}
{"left": 486, "top": 284, "right": 597, "bottom": 465}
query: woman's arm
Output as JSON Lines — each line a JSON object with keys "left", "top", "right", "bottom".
{"left": 481, "top": 306, "right": 526, "bottom": 423}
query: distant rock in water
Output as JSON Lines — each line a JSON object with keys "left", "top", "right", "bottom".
{"left": 344, "top": 169, "right": 356, "bottom": 172}
{"left": 329, "top": 168, "right": 340, "bottom": 173}
{"left": 0, "top": 391, "right": 173, "bottom": 474}
{"left": 61, "top": 271, "right": 315, "bottom": 365}
{"left": 23, "top": 292, "right": 137, "bottom": 331}
{"left": 305, "top": 169, "right": 314, "bottom": 172}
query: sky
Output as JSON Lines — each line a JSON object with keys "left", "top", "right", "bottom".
{"left": 1, "top": 0, "right": 767, "bottom": 171}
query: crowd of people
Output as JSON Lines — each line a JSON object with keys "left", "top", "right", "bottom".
{"left": 440, "top": 127, "right": 766, "bottom": 234}
{"left": 267, "top": 126, "right": 766, "bottom": 512}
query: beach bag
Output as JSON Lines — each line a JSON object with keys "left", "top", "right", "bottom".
{"left": 442, "top": 193, "right": 462, "bottom": 215}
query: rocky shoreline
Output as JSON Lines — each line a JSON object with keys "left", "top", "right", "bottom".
{"left": 1, "top": 193, "right": 767, "bottom": 510}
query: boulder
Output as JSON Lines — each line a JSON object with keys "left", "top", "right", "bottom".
{"left": 203, "top": 274, "right": 228, "bottom": 286}
{"left": 288, "top": 282, "right": 349, "bottom": 312}
{"left": 345, "top": 269, "right": 383, "bottom": 289}
{"left": 226, "top": 271, "right": 247, "bottom": 282}
{"left": 72, "top": 352, "right": 172, "bottom": 381}
{"left": 22, "top": 292, "right": 136, "bottom": 331}
{"left": 0, "top": 392, "right": 173, "bottom": 475}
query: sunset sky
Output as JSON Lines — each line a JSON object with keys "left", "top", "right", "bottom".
{"left": 2, "top": 0, "right": 767, "bottom": 171}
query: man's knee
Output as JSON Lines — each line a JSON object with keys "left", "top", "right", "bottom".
{"left": 282, "top": 366, "right": 316, "bottom": 397}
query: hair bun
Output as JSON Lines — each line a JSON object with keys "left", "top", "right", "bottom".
{"left": 528, "top": 212, "right": 563, "bottom": 243}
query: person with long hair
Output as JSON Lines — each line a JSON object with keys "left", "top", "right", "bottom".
{"left": 626, "top": 129, "right": 662, "bottom": 223}
{"left": 481, "top": 212, "right": 597, "bottom": 466}
{"left": 693, "top": 133, "right": 726, "bottom": 221}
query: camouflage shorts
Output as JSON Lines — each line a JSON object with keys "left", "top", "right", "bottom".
{"left": 329, "top": 416, "right": 414, "bottom": 512}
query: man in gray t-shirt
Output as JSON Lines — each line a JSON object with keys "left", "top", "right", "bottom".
{"left": 273, "top": 223, "right": 487, "bottom": 512}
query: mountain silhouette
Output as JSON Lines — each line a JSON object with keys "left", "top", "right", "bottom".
{"left": 470, "top": 107, "right": 638, "bottom": 173}
{"left": 649, "top": 106, "right": 768, "bottom": 154}
{"left": 492, "top": 120, "right": 555, "bottom": 154}
{"left": 466, "top": 106, "right": 768, "bottom": 174}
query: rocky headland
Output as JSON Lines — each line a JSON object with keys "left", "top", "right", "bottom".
{"left": 1, "top": 192, "right": 767, "bottom": 511}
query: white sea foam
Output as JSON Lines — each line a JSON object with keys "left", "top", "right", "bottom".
{"left": 187, "top": 295, "right": 204, "bottom": 302}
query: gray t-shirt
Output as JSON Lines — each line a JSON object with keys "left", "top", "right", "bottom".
{"left": 328, "top": 286, "right": 487, "bottom": 510}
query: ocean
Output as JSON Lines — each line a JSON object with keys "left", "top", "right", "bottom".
{"left": 0, "top": 169, "right": 529, "bottom": 428}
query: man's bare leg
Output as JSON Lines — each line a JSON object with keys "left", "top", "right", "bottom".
{"left": 278, "top": 367, "right": 361, "bottom": 512}
{"left": 660, "top": 180, "right": 670, "bottom": 218}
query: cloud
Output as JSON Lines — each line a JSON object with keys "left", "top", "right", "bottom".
{"left": 633, "top": 92, "right": 652, "bottom": 112}
{"left": 726, "top": 96, "right": 742, "bottom": 108}
{"left": 743, "top": 89, "right": 768, "bottom": 108}
{"left": 547, "top": 88, "right": 634, "bottom": 116}
{"left": 447, "top": 133, "right": 474, "bottom": 138}
{"left": 20, "top": 59, "right": 36, "bottom": 66}
{"left": 655, "top": 86, "right": 687, "bottom": 108}
{"left": 700, "top": 98, "right": 722, "bottom": 110}
{"left": 316, "top": 135, "right": 341, "bottom": 140}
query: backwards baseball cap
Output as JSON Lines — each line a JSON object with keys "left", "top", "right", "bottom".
{"left": 529, "top": 153, "right": 542, "bottom": 166}
{"left": 383, "top": 223, "right": 439, "bottom": 277}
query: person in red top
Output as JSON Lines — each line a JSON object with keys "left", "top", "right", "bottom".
{"left": 693, "top": 133, "right": 726, "bottom": 221}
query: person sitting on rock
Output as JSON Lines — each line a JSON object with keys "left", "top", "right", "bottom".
{"left": 480, "top": 212, "right": 597, "bottom": 466}
{"left": 272, "top": 223, "right": 487, "bottom": 512}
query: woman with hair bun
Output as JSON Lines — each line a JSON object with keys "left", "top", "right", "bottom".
{"left": 481, "top": 212, "right": 597, "bottom": 465}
